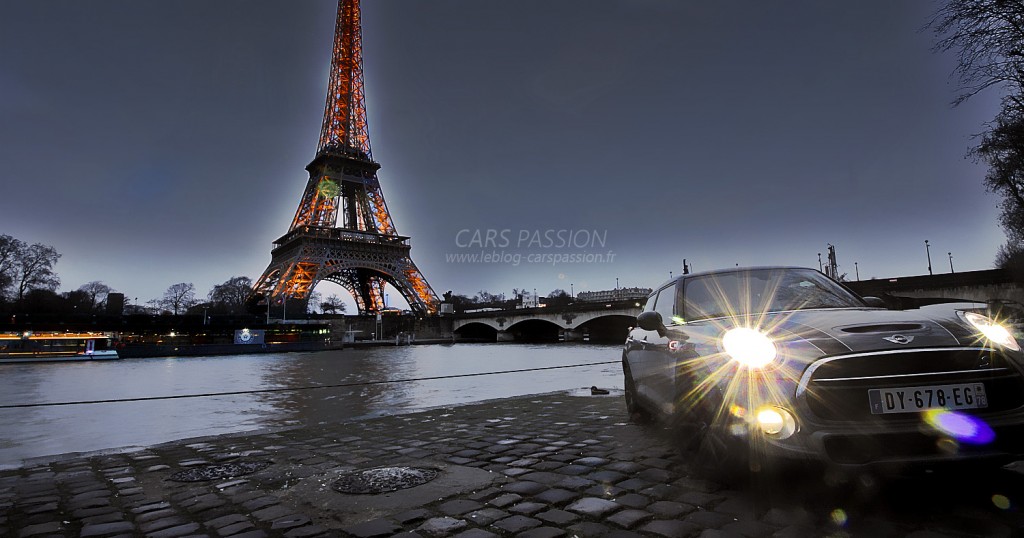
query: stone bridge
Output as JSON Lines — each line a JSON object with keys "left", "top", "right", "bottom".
{"left": 846, "top": 268, "right": 1024, "bottom": 308}
{"left": 453, "top": 302, "right": 642, "bottom": 342}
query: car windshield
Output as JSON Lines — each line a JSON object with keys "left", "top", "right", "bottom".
{"left": 682, "top": 268, "right": 864, "bottom": 321}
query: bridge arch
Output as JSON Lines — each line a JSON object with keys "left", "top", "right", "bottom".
{"left": 451, "top": 304, "right": 642, "bottom": 343}
{"left": 575, "top": 314, "right": 635, "bottom": 343}
{"left": 453, "top": 322, "right": 498, "bottom": 341}
{"left": 504, "top": 318, "right": 563, "bottom": 343}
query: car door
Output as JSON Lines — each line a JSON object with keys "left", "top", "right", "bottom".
{"left": 645, "top": 283, "right": 682, "bottom": 413}
{"left": 624, "top": 292, "right": 660, "bottom": 405}
{"left": 625, "top": 283, "right": 679, "bottom": 414}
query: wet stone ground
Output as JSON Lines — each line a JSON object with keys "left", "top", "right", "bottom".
{"left": 2, "top": 392, "right": 1024, "bottom": 537}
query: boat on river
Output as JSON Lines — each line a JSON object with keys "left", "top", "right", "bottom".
{"left": 0, "top": 332, "right": 120, "bottom": 363}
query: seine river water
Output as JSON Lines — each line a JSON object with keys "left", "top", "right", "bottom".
{"left": 0, "top": 343, "right": 622, "bottom": 469}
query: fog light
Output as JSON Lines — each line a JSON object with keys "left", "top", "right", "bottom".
{"left": 756, "top": 408, "right": 784, "bottom": 434}
{"left": 755, "top": 406, "right": 797, "bottom": 439}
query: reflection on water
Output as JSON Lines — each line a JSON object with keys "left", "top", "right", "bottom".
{"left": 0, "top": 343, "right": 621, "bottom": 468}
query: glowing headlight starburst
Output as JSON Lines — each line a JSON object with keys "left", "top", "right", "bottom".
{"left": 961, "top": 312, "right": 1020, "bottom": 351}
{"left": 722, "top": 327, "right": 777, "bottom": 368}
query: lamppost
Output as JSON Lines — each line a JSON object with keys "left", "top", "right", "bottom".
{"left": 925, "top": 240, "right": 933, "bottom": 275}
{"left": 855, "top": 262, "right": 859, "bottom": 281}
{"left": 949, "top": 252, "right": 954, "bottom": 273}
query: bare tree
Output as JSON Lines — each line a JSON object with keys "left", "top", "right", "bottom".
{"left": 474, "top": 290, "right": 505, "bottom": 304}
{"left": 929, "top": 1, "right": 1024, "bottom": 259}
{"left": 306, "top": 290, "right": 323, "bottom": 314}
{"left": 159, "top": 283, "right": 197, "bottom": 315}
{"left": 207, "top": 276, "right": 253, "bottom": 314}
{"left": 321, "top": 294, "right": 348, "bottom": 315}
{"left": 14, "top": 243, "right": 60, "bottom": 301}
{"left": 546, "top": 289, "right": 571, "bottom": 307}
{"left": 929, "top": 0, "right": 1024, "bottom": 105}
{"left": 975, "top": 105, "right": 1024, "bottom": 235}
{"left": 0, "top": 235, "right": 24, "bottom": 301}
{"left": 77, "top": 281, "right": 113, "bottom": 311}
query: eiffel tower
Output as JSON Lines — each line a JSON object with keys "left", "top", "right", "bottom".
{"left": 253, "top": 0, "right": 438, "bottom": 315}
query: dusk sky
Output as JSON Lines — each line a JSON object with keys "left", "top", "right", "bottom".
{"left": 0, "top": 1, "right": 1008, "bottom": 310}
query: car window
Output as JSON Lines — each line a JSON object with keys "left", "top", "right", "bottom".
{"left": 682, "top": 268, "right": 863, "bottom": 320}
{"left": 653, "top": 284, "right": 677, "bottom": 325}
{"left": 643, "top": 292, "right": 657, "bottom": 313}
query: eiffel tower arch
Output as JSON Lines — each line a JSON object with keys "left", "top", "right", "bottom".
{"left": 253, "top": 0, "right": 438, "bottom": 315}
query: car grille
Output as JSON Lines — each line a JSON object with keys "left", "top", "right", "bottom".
{"left": 801, "top": 348, "right": 1024, "bottom": 422}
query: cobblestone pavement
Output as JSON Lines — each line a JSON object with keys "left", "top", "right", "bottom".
{"left": 3, "top": 391, "right": 1024, "bottom": 537}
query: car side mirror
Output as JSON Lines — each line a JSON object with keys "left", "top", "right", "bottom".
{"left": 863, "top": 296, "right": 886, "bottom": 308}
{"left": 636, "top": 311, "right": 666, "bottom": 332}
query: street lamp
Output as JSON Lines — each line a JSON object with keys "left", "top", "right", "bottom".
{"left": 949, "top": 252, "right": 954, "bottom": 273}
{"left": 855, "top": 262, "right": 859, "bottom": 281}
{"left": 818, "top": 253, "right": 822, "bottom": 272}
{"left": 925, "top": 240, "right": 933, "bottom": 275}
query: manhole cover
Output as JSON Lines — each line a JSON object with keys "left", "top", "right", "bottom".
{"left": 168, "top": 461, "right": 272, "bottom": 482}
{"left": 332, "top": 466, "right": 439, "bottom": 494}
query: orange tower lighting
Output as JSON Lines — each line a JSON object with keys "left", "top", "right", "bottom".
{"left": 253, "top": 0, "right": 438, "bottom": 315}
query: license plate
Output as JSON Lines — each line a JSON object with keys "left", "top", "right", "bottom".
{"left": 868, "top": 383, "right": 987, "bottom": 415}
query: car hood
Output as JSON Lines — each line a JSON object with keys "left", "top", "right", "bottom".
{"left": 760, "top": 306, "right": 979, "bottom": 355}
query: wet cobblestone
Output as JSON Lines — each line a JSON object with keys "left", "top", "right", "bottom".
{"left": 2, "top": 392, "right": 1024, "bottom": 537}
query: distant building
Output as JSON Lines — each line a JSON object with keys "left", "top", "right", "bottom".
{"left": 519, "top": 292, "right": 540, "bottom": 308}
{"left": 576, "top": 287, "right": 652, "bottom": 303}
{"left": 106, "top": 293, "right": 125, "bottom": 315}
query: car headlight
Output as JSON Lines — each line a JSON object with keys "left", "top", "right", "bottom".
{"left": 722, "top": 327, "right": 777, "bottom": 368}
{"left": 961, "top": 311, "right": 1020, "bottom": 351}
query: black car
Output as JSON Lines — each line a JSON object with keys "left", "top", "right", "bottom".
{"left": 622, "top": 266, "right": 1024, "bottom": 472}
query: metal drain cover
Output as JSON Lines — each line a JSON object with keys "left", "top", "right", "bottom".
{"left": 332, "top": 466, "right": 439, "bottom": 494}
{"left": 168, "top": 461, "right": 272, "bottom": 482}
